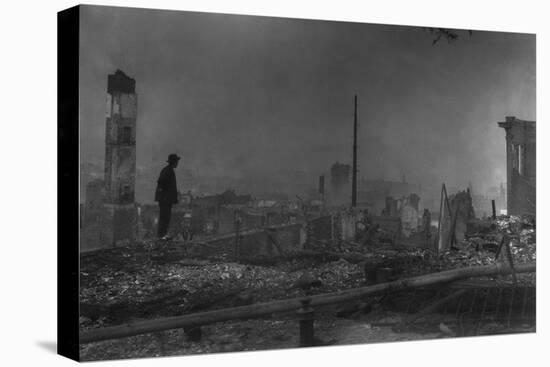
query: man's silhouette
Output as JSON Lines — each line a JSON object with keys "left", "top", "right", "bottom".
{"left": 155, "top": 154, "right": 180, "bottom": 239}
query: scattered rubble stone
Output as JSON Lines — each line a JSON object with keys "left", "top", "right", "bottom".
{"left": 80, "top": 213, "right": 535, "bottom": 360}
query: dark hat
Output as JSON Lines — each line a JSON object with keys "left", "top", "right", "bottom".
{"left": 167, "top": 154, "right": 181, "bottom": 163}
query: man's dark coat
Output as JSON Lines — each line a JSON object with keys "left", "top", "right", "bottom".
{"left": 155, "top": 165, "right": 178, "bottom": 204}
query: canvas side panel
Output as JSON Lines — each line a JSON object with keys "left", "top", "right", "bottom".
{"left": 57, "top": 5, "right": 80, "bottom": 362}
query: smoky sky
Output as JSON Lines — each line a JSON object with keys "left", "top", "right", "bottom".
{"left": 79, "top": 5, "right": 535, "bottom": 200}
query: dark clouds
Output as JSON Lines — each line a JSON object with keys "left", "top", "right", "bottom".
{"left": 79, "top": 6, "right": 535, "bottom": 201}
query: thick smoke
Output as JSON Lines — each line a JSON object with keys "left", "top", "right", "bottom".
{"left": 79, "top": 6, "right": 535, "bottom": 203}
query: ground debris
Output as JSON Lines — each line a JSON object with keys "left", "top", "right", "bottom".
{"left": 80, "top": 246, "right": 367, "bottom": 330}
{"left": 80, "top": 214, "right": 535, "bottom": 360}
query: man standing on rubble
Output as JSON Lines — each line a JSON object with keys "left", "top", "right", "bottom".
{"left": 155, "top": 153, "right": 180, "bottom": 240}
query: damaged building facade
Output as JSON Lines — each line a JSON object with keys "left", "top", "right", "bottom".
{"left": 81, "top": 70, "right": 138, "bottom": 251}
{"left": 498, "top": 116, "right": 536, "bottom": 215}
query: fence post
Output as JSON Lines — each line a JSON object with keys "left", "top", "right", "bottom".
{"left": 234, "top": 210, "right": 242, "bottom": 260}
{"left": 297, "top": 298, "right": 315, "bottom": 347}
{"left": 330, "top": 215, "right": 335, "bottom": 246}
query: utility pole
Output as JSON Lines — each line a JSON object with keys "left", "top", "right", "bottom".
{"left": 351, "top": 95, "right": 358, "bottom": 207}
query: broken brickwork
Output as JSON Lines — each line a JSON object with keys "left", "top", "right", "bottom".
{"left": 81, "top": 70, "right": 138, "bottom": 251}
{"left": 449, "top": 190, "right": 476, "bottom": 242}
{"left": 498, "top": 116, "right": 536, "bottom": 215}
{"left": 399, "top": 193, "right": 421, "bottom": 237}
{"left": 104, "top": 70, "right": 137, "bottom": 205}
{"left": 103, "top": 70, "right": 137, "bottom": 245}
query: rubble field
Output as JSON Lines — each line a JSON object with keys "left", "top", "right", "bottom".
{"left": 79, "top": 215, "right": 535, "bottom": 360}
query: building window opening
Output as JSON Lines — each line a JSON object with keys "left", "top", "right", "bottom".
{"left": 120, "top": 126, "right": 132, "bottom": 144}
{"left": 119, "top": 184, "right": 132, "bottom": 202}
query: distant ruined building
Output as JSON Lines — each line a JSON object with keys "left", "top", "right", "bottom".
{"left": 329, "top": 162, "right": 351, "bottom": 205}
{"left": 498, "top": 116, "right": 536, "bottom": 215}
{"left": 81, "top": 70, "right": 138, "bottom": 251}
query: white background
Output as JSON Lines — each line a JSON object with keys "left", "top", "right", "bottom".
{"left": 0, "top": 0, "right": 548, "bottom": 365}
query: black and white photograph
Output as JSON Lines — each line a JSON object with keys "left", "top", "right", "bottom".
{"left": 5, "top": 1, "right": 548, "bottom": 366}
{"left": 68, "top": 4, "right": 538, "bottom": 362}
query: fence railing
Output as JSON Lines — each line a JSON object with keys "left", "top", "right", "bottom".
{"left": 80, "top": 262, "right": 534, "bottom": 345}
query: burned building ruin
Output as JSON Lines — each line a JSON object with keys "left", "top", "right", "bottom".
{"left": 498, "top": 116, "right": 536, "bottom": 215}
{"left": 81, "top": 70, "right": 138, "bottom": 250}
{"left": 104, "top": 70, "right": 137, "bottom": 205}
{"left": 103, "top": 70, "right": 137, "bottom": 243}
{"left": 330, "top": 162, "right": 351, "bottom": 205}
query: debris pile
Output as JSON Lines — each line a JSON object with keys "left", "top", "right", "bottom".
{"left": 79, "top": 213, "right": 536, "bottom": 355}
{"left": 80, "top": 251, "right": 365, "bottom": 331}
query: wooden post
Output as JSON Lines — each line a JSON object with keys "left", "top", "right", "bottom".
{"left": 330, "top": 214, "right": 335, "bottom": 246}
{"left": 352, "top": 95, "right": 358, "bottom": 207}
{"left": 297, "top": 298, "right": 315, "bottom": 347}
{"left": 234, "top": 211, "right": 241, "bottom": 260}
{"left": 435, "top": 184, "right": 444, "bottom": 252}
{"left": 319, "top": 175, "right": 325, "bottom": 201}
{"left": 423, "top": 209, "right": 432, "bottom": 248}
